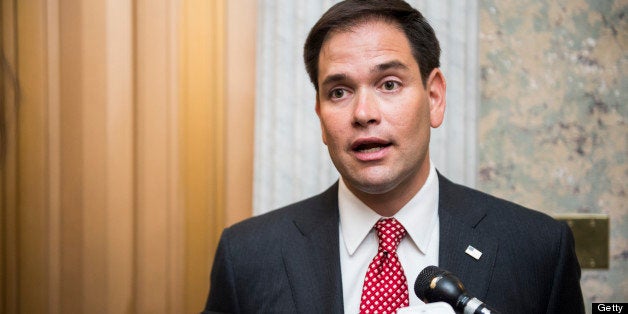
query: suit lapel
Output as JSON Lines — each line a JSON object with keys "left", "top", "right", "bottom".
{"left": 437, "top": 174, "right": 498, "bottom": 300}
{"left": 282, "top": 183, "right": 344, "bottom": 314}
{"left": 279, "top": 175, "right": 499, "bottom": 312}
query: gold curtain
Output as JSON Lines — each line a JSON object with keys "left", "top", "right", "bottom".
{"left": 0, "top": 0, "right": 256, "bottom": 313}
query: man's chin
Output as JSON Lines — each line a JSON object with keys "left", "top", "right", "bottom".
{"left": 343, "top": 177, "right": 398, "bottom": 195}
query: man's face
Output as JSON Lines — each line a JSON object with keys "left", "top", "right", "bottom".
{"left": 315, "top": 20, "right": 446, "bottom": 203}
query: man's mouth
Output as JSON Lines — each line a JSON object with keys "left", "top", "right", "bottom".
{"left": 354, "top": 142, "right": 392, "bottom": 153}
{"left": 351, "top": 137, "right": 393, "bottom": 154}
{"left": 351, "top": 139, "right": 392, "bottom": 161}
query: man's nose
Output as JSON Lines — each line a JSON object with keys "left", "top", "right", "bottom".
{"left": 352, "top": 89, "right": 381, "bottom": 127}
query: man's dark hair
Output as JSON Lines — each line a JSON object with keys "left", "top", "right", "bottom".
{"left": 303, "top": 0, "right": 440, "bottom": 91}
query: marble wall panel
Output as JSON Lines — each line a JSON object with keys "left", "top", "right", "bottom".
{"left": 478, "top": 0, "right": 627, "bottom": 308}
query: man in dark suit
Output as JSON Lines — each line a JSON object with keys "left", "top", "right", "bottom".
{"left": 202, "top": 0, "right": 585, "bottom": 313}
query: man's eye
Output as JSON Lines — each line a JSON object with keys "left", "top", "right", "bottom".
{"left": 330, "top": 89, "right": 345, "bottom": 99}
{"left": 382, "top": 81, "right": 400, "bottom": 91}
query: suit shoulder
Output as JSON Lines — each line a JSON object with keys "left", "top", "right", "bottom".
{"left": 224, "top": 183, "right": 338, "bottom": 239}
{"left": 439, "top": 175, "right": 565, "bottom": 234}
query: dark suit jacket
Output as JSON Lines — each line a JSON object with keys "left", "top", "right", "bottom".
{"left": 202, "top": 174, "right": 584, "bottom": 313}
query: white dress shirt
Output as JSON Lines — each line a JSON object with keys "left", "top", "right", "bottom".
{"left": 338, "top": 161, "right": 440, "bottom": 313}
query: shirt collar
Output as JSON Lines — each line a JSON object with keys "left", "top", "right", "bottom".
{"left": 338, "top": 161, "right": 440, "bottom": 255}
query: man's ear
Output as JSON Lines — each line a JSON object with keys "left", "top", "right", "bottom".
{"left": 426, "top": 68, "right": 446, "bottom": 128}
{"left": 315, "top": 95, "right": 328, "bottom": 145}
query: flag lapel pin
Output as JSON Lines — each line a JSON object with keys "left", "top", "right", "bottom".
{"left": 465, "top": 245, "right": 482, "bottom": 260}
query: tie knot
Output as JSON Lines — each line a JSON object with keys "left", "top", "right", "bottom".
{"left": 375, "top": 218, "right": 406, "bottom": 253}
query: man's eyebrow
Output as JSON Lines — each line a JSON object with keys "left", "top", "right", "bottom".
{"left": 320, "top": 73, "right": 348, "bottom": 87}
{"left": 372, "top": 60, "right": 409, "bottom": 73}
{"left": 319, "top": 61, "right": 408, "bottom": 88}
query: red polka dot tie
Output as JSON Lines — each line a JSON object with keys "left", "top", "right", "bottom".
{"left": 359, "top": 218, "right": 409, "bottom": 314}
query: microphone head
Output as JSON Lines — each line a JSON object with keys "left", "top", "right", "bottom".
{"left": 414, "top": 266, "right": 448, "bottom": 300}
{"left": 414, "top": 266, "right": 466, "bottom": 306}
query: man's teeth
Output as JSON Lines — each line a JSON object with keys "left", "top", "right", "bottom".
{"left": 359, "top": 146, "right": 383, "bottom": 153}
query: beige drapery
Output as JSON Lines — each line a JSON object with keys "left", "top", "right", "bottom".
{"left": 0, "top": 0, "right": 256, "bottom": 313}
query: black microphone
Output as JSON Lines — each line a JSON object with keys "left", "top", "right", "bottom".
{"left": 414, "top": 266, "right": 500, "bottom": 314}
